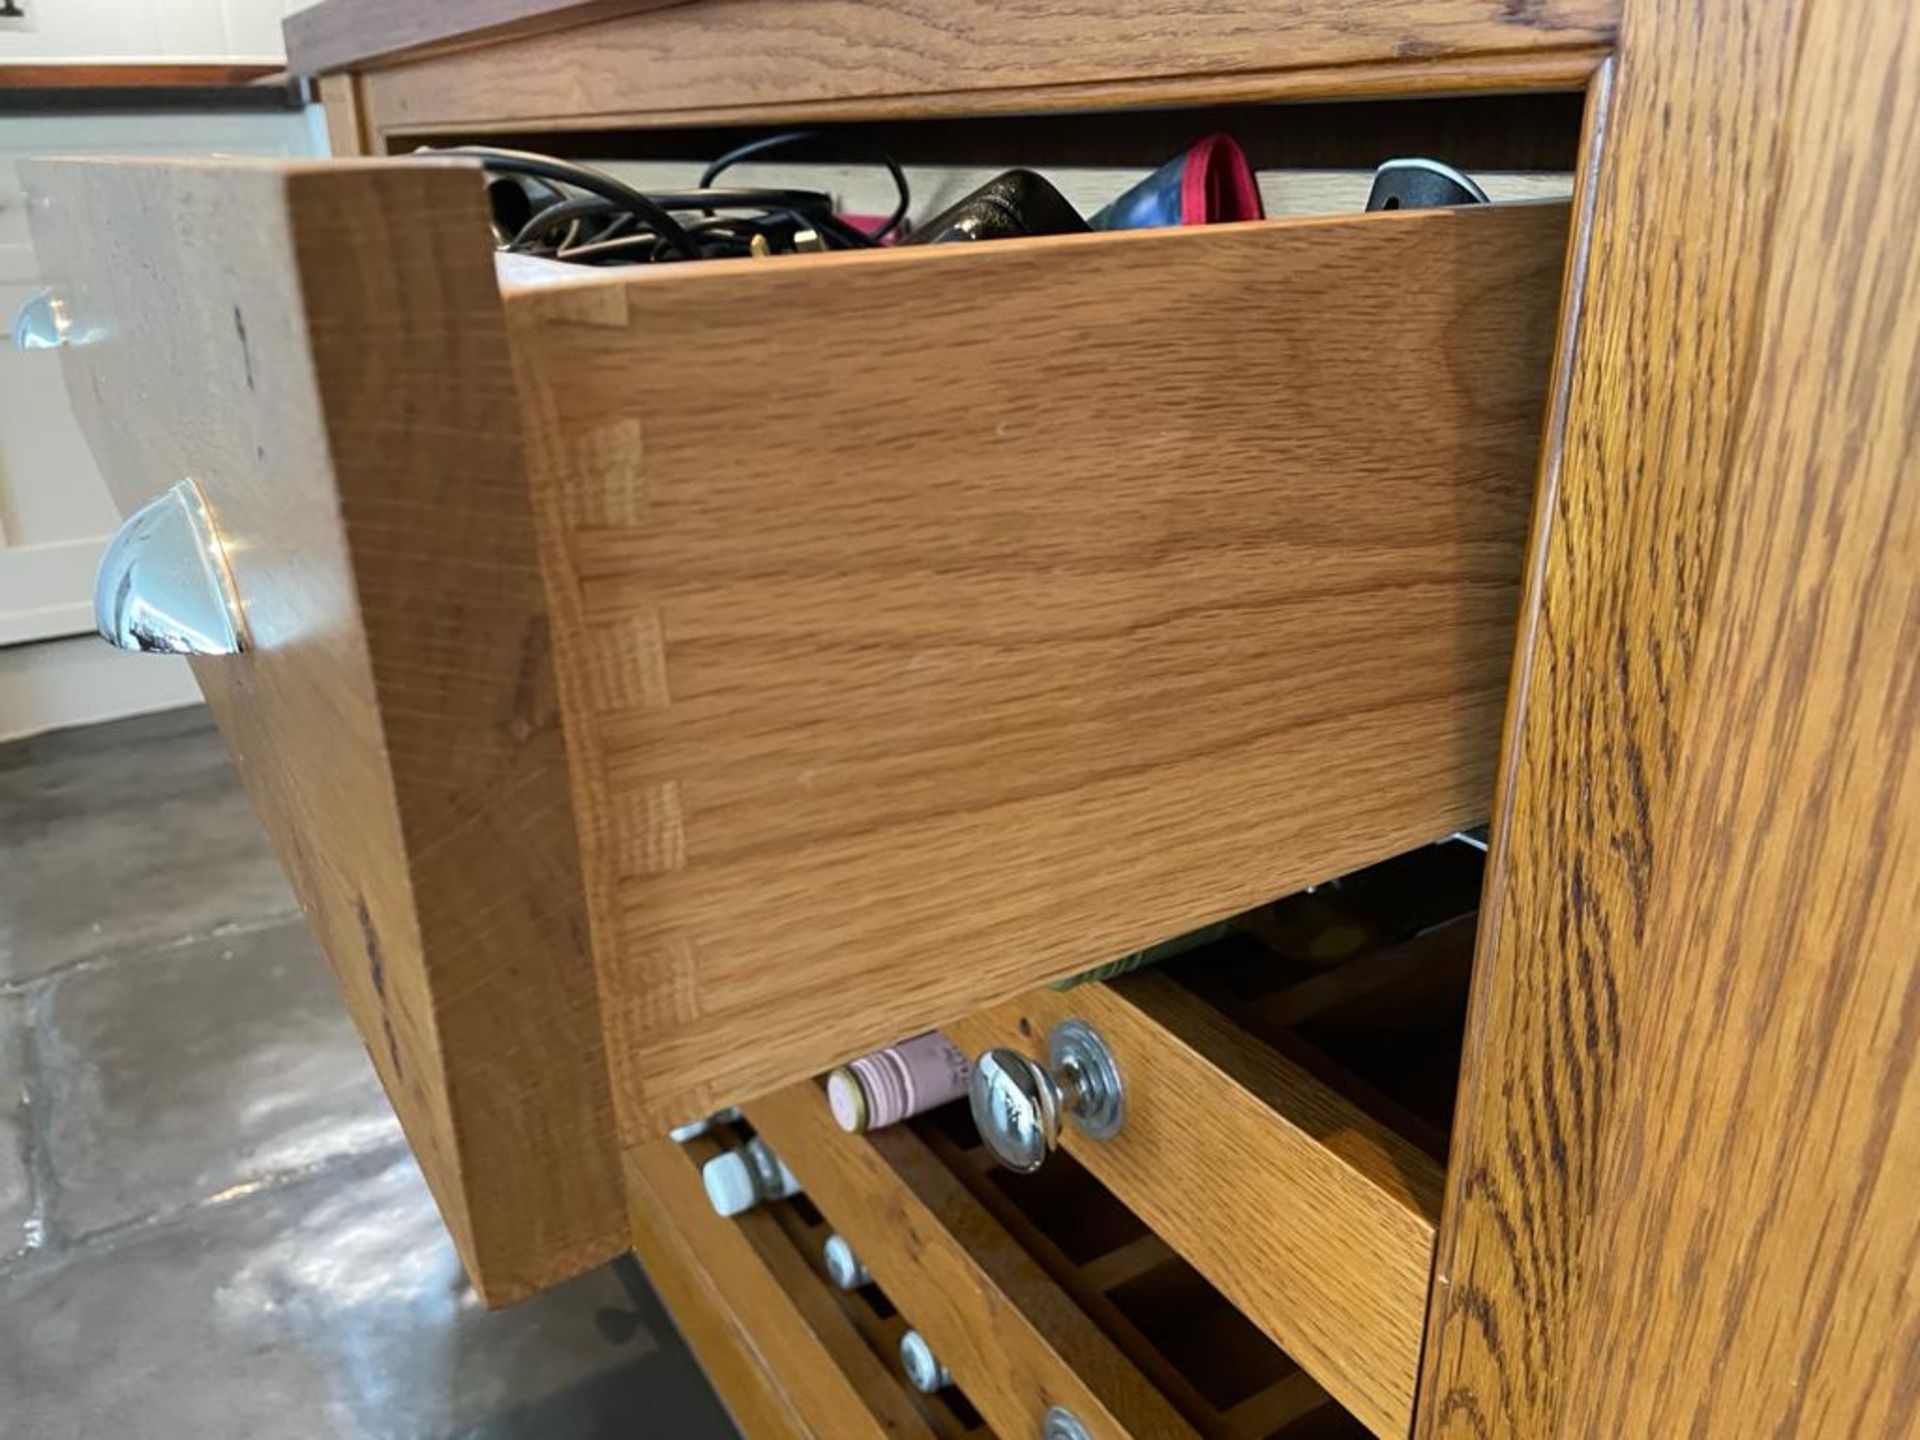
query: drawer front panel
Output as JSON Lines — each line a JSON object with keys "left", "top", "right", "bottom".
{"left": 746, "top": 1083, "right": 1360, "bottom": 1440}
{"left": 747, "top": 1083, "right": 1199, "bottom": 1439}
{"left": 20, "top": 158, "right": 625, "bottom": 1303}
{"left": 945, "top": 974, "right": 1444, "bottom": 1439}
{"left": 508, "top": 199, "right": 1569, "bottom": 1136}
{"left": 627, "top": 1134, "right": 952, "bottom": 1440}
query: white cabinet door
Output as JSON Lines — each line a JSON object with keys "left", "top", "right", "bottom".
{"left": 0, "top": 105, "right": 324, "bottom": 646}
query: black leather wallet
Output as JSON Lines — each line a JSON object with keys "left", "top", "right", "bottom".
{"left": 907, "top": 169, "right": 1090, "bottom": 244}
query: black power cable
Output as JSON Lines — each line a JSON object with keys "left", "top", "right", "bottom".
{"left": 426, "top": 145, "right": 703, "bottom": 259}
{"left": 699, "top": 129, "right": 911, "bottom": 243}
{"left": 417, "top": 132, "right": 911, "bottom": 267}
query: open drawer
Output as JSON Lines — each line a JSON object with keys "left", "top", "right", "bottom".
{"left": 743, "top": 1085, "right": 1369, "bottom": 1439}
{"left": 20, "top": 156, "right": 1563, "bottom": 1299}
{"left": 944, "top": 842, "right": 1485, "bottom": 1437}
{"left": 627, "top": 1130, "right": 977, "bottom": 1439}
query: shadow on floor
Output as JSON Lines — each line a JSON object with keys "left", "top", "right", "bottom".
{"left": 0, "top": 706, "right": 737, "bottom": 1440}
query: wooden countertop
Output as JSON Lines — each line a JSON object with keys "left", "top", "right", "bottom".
{"left": 0, "top": 64, "right": 302, "bottom": 111}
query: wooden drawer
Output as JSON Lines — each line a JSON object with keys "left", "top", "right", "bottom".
{"left": 21, "top": 155, "right": 1562, "bottom": 1298}
{"left": 627, "top": 1130, "right": 982, "bottom": 1439}
{"left": 943, "top": 845, "right": 1483, "bottom": 1439}
{"left": 745, "top": 1085, "right": 1368, "bottom": 1440}
{"left": 510, "top": 192, "right": 1561, "bottom": 1145}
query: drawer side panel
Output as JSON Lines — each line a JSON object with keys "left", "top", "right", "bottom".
{"left": 507, "top": 201, "right": 1569, "bottom": 1134}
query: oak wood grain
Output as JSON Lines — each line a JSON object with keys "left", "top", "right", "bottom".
{"left": 285, "top": 0, "right": 687, "bottom": 77}
{"left": 1416, "top": 0, "right": 1920, "bottom": 1433}
{"left": 747, "top": 1083, "right": 1202, "bottom": 1440}
{"left": 758, "top": 1199, "right": 989, "bottom": 1440}
{"left": 316, "top": 73, "right": 369, "bottom": 156}
{"left": 627, "top": 1134, "right": 942, "bottom": 1439}
{"left": 946, "top": 975, "right": 1441, "bottom": 1439}
{"left": 626, "top": 1163, "right": 810, "bottom": 1440}
{"left": 356, "top": 0, "right": 1614, "bottom": 140}
{"left": 21, "top": 159, "right": 623, "bottom": 1304}
{"left": 1544, "top": 0, "right": 1920, "bottom": 1429}
{"left": 367, "top": 52, "right": 1607, "bottom": 147}
{"left": 503, "top": 201, "right": 1566, "bottom": 1137}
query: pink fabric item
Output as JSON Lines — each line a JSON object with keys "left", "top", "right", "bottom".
{"left": 1180, "top": 133, "right": 1264, "bottom": 225}
{"left": 838, "top": 212, "right": 902, "bottom": 243}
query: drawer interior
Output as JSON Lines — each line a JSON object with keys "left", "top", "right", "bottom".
{"left": 391, "top": 92, "right": 1584, "bottom": 227}
{"left": 761, "top": 1187, "right": 996, "bottom": 1439}
{"left": 910, "top": 1106, "right": 1370, "bottom": 1439}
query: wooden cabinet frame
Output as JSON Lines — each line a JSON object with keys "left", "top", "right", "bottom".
{"left": 1420, "top": 1, "right": 1920, "bottom": 1434}
{"left": 202, "top": 0, "right": 1920, "bottom": 1427}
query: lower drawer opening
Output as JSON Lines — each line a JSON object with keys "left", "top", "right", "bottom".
{"left": 916, "top": 1103, "right": 1370, "bottom": 1439}
{"left": 760, "top": 1184, "right": 995, "bottom": 1439}
{"left": 748, "top": 1080, "right": 1378, "bottom": 1440}
{"left": 657, "top": 1122, "right": 997, "bottom": 1437}
{"left": 1153, "top": 836, "right": 1484, "bottom": 1165}
{"left": 939, "top": 834, "right": 1489, "bottom": 1438}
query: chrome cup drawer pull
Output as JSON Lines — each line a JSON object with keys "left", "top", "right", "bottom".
{"left": 967, "top": 1018, "right": 1124, "bottom": 1174}
{"left": 12, "top": 287, "right": 100, "bottom": 351}
{"left": 94, "top": 479, "right": 248, "bottom": 656}
{"left": 12, "top": 288, "right": 71, "bottom": 351}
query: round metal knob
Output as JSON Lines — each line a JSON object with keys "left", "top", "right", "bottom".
{"left": 899, "top": 1330, "right": 953, "bottom": 1393}
{"left": 968, "top": 1019, "right": 1123, "bottom": 1174}
{"left": 822, "top": 1233, "right": 871, "bottom": 1291}
{"left": 1043, "top": 1406, "right": 1094, "bottom": 1440}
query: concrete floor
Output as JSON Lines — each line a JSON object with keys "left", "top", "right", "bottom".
{"left": 0, "top": 706, "right": 738, "bottom": 1440}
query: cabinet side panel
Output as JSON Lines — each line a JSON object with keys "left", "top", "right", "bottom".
{"left": 1417, "top": 0, "right": 1920, "bottom": 1433}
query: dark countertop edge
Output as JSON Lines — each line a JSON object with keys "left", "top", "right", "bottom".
{"left": 0, "top": 80, "right": 309, "bottom": 114}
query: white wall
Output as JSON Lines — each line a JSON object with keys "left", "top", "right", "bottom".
{"left": 0, "top": 0, "right": 300, "bottom": 63}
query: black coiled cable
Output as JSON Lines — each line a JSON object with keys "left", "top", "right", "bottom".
{"left": 418, "top": 131, "right": 910, "bottom": 266}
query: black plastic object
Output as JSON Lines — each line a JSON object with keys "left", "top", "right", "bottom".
{"left": 1366, "top": 158, "right": 1491, "bottom": 212}
{"left": 907, "top": 169, "right": 1090, "bottom": 244}
{"left": 486, "top": 173, "right": 562, "bottom": 246}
